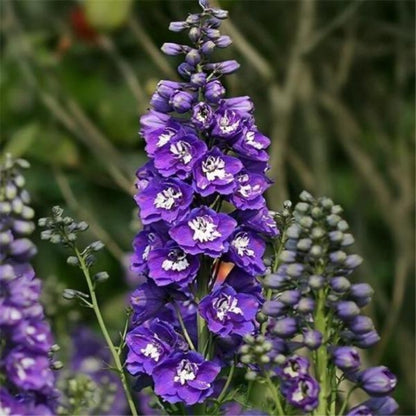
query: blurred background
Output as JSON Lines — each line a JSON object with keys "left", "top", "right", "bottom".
{"left": 1, "top": 0, "right": 414, "bottom": 413}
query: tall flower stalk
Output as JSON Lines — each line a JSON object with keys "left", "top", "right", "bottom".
{"left": 126, "top": 0, "right": 276, "bottom": 413}
{"left": 38, "top": 207, "right": 138, "bottom": 416}
{"left": 0, "top": 155, "right": 59, "bottom": 415}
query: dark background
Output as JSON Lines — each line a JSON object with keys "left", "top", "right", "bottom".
{"left": 1, "top": 0, "right": 414, "bottom": 413}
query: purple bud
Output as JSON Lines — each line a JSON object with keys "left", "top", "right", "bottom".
{"left": 354, "top": 330, "right": 380, "bottom": 348}
{"left": 363, "top": 397, "right": 399, "bottom": 415}
{"left": 330, "top": 250, "right": 347, "bottom": 264}
{"left": 206, "top": 17, "right": 221, "bottom": 28}
{"left": 279, "top": 290, "right": 301, "bottom": 306}
{"left": 336, "top": 301, "right": 360, "bottom": 320}
{"left": 10, "top": 238, "right": 37, "bottom": 259}
{"left": 201, "top": 40, "right": 216, "bottom": 55}
{"left": 329, "top": 230, "right": 343, "bottom": 243}
{"left": 350, "top": 283, "right": 374, "bottom": 299}
{"left": 205, "top": 28, "right": 221, "bottom": 39}
{"left": 211, "top": 8, "right": 228, "bottom": 19}
{"left": 204, "top": 80, "right": 226, "bottom": 103}
{"left": 161, "top": 42, "right": 187, "bottom": 56}
{"left": 302, "top": 330, "right": 322, "bottom": 350}
{"left": 345, "top": 254, "right": 363, "bottom": 269}
{"left": 185, "top": 49, "right": 201, "bottom": 66}
{"left": 264, "top": 272, "right": 288, "bottom": 289}
{"left": 286, "top": 263, "right": 303, "bottom": 278}
{"left": 186, "top": 14, "right": 201, "bottom": 25}
{"left": 262, "top": 300, "right": 286, "bottom": 317}
{"left": 150, "top": 92, "right": 172, "bottom": 113}
{"left": 177, "top": 63, "right": 195, "bottom": 80}
{"left": 169, "top": 91, "right": 194, "bottom": 113}
{"left": 349, "top": 316, "right": 374, "bottom": 334}
{"left": 331, "top": 276, "right": 351, "bottom": 293}
{"left": 215, "top": 35, "right": 232, "bottom": 48}
{"left": 190, "top": 72, "right": 207, "bottom": 87}
{"left": 189, "top": 27, "right": 201, "bottom": 42}
{"left": 198, "top": 0, "right": 210, "bottom": 9}
{"left": 309, "top": 275, "right": 325, "bottom": 289}
{"left": 221, "top": 96, "right": 254, "bottom": 114}
{"left": 204, "top": 60, "right": 240, "bottom": 74}
{"left": 157, "top": 80, "right": 182, "bottom": 98}
{"left": 342, "top": 233, "right": 355, "bottom": 246}
{"left": 279, "top": 250, "right": 296, "bottom": 262}
{"left": 169, "top": 21, "right": 188, "bottom": 32}
{"left": 272, "top": 317, "right": 297, "bottom": 338}
{"left": 0, "top": 264, "right": 15, "bottom": 281}
{"left": 297, "top": 297, "right": 315, "bottom": 313}
{"left": 332, "top": 346, "right": 361, "bottom": 371}
{"left": 346, "top": 405, "right": 372, "bottom": 416}
{"left": 359, "top": 366, "right": 397, "bottom": 396}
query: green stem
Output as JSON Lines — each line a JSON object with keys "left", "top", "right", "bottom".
{"left": 265, "top": 374, "right": 285, "bottom": 416}
{"left": 314, "top": 288, "right": 329, "bottom": 416}
{"left": 338, "top": 386, "right": 356, "bottom": 415}
{"left": 75, "top": 248, "right": 138, "bottom": 416}
{"left": 217, "top": 361, "right": 236, "bottom": 403}
{"left": 174, "top": 303, "right": 196, "bottom": 351}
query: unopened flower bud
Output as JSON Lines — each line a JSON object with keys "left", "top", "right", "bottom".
{"left": 272, "top": 317, "right": 297, "bottom": 338}
{"left": 330, "top": 276, "right": 351, "bottom": 293}
{"left": 303, "top": 329, "right": 322, "bottom": 350}
{"left": 335, "top": 301, "right": 360, "bottom": 320}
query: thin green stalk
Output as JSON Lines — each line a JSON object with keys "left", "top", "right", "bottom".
{"left": 75, "top": 248, "right": 138, "bottom": 416}
{"left": 174, "top": 303, "right": 196, "bottom": 351}
{"left": 265, "top": 374, "right": 285, "bottom": 416}
{"left": 217, "top": 361, "right": 236, "bottom": 403}
{"left": 338, "top": 386, "right": 356, "bottom": 415}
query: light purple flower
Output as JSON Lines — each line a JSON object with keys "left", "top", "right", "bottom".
{"left": 191, "top": 102, "right": 214, "bottom": 131}
{"left": 232, "top": 208, "right": 278, "bottom": 237}
{"left": 148, "top": 242, "right": 200, "bottom": 286}
{"left": 192, "top": 147, "right": 243, "bottom": 196}
{"left": 199, "top": 284, "right": 258, "bottom": 337}
{"left": 279, "top": 355, "right": 310, "bottom": 380}
{"left": 212, "top": 108, "right": 243, "bottom": 139}
{"left": 332, "top": 346, "right": 361, "bottom": 371}
{"left": 283, "top": 374, "right": 319, "bottom": 412}
{"left": 153, "top": 351, "right": 220, "bottom": 405}
{"left": 131, "top": 227, "right": 165, "bottom": 274}
{"left": 233, "top": 127, "right": 270, "bottom": 162}
{"left": 204, "top": 80, "right": 225, "bottom": 103}
{"left": 169, "top": 207, "right": 236, "bottom": 257}
{"left": 153, "top": 134, "right": 208, "bottom": 179}
{"left": 11, "top": 320, "right": 53, "bottom": 353}
{"left": 229, "top": 171, "right": 270, "bottom": 210}
{"left": 5, "top": 348, "right": 55, "bottom": 392}
{"left": 225, "top": 229, "right": 265, "bottom": 276}
{"left": 126, "top": 319, "right": 180, "bottom": 375}
{"left": 135, "top": 178, "right": 193, "bottom": 225}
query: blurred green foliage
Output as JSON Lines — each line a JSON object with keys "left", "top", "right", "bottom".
{"left": 1, "top": 0, "right": 414, "bottom": 413}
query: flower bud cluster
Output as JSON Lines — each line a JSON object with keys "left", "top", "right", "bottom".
{"left": 0, "top": 156, "right": 58, "bottom": 415}
{"left": 258, "top": 191, "right": 397, "bottom": 414}
{"left": 125, "top": 0, "right": 278, "bottom": 408}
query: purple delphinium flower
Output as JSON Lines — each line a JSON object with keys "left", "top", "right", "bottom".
{"left": 126, "top": 319, "right": 181, "bottom": 375}
{"left": 152, "top": 351, "right": 220, "bottom": 405}
{"left": 0, "top": 158, "right": 57, "bottom": 414}
{"left": 170, "top": 206, "right": 236, "bottom": 257}
{"left": 332, "top": 346, "right": 361, "bottom": 371}
{"left": 153, "top": 134, "right": 208, "bottom": 179}
{"left": 192, "top": 147, "right": 243, "bottom": 196}
{"left": 135, "top": 177, "right": 194, "bottom": 225}
{"left": 226, "top": 229, "right": 266, "bottom": 275}
{"left": 211, "top": 108, "right": 244, "bottom": 139}
{"left": 233, "top": 126, "right": 270, "bottom": 162}
{"left": 199, "top": 284, "right": 258, "bottom": 337}
{"left": 282, "top": 374, "right": 319, "bottom": 412}
{"left": 148, "top": 241, "right": 200, "bottom": 287}
{"left": 278, "top": 355, "right": 310, "bottom": 380}
{"left": 232, "top": 208, "right": 279, "bottom": 237}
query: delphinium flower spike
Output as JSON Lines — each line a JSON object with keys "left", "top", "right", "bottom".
{"left": 38, "top": 206, "right": 139, "bottom": 416}
{"left": 240, "top": 192, "right": 398, "bottom": 415}
{"left": 0, "top": 155, "right": 60, "bottom": 415}
{"left": 126, "top": 0, "right": 277, "bottom": 413}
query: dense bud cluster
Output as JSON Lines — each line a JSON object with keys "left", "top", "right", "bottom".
{"left": 249, "top": 192, "right": 398, "bottom": 414}
{"left": 0, "top": 156, "right": 58, "bottom": 415}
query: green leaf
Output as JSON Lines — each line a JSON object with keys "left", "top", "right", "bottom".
{"left": 4, "top": 123, "right": 40, "bottom": 157}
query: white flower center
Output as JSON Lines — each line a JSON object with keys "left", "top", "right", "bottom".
{"left": 170, "top": 141, "right": 192, "bottom": 165}
{"left": 245, "top": 131, "right": 263, "bottom": 149}
{"left": 232, "top": 233, "right": 254, "bottom": 257}
{"left": 214, "top": 294, "right": 242, "bottom": 321}
{"left": 202, "top": 156, "right": 227, "bottom": 181}
{"left": 154, "top": 187, "right": 182, "bottom": 210}
{"left": 162, "top": 249, "right": 190, "bottom": 272}
{"left": 16, "top": 357, "right": 35, "bottom": 380}
{"left": 219, "top": 111, "right": 240, "bottom": 134}
{"left": 174, "top": 359, "right": 198, "bottom": 385}
{"left": 237, "top": 175, "right": 261, "bottom": 198}
{"left": 188, "top": 215, "right": 221, "bottom": 242}
{"left": 157, "top": 128, "right": 176, "bottom": 147}
{"left": 141, "top": 342, "right": 161, "bottom": 362}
